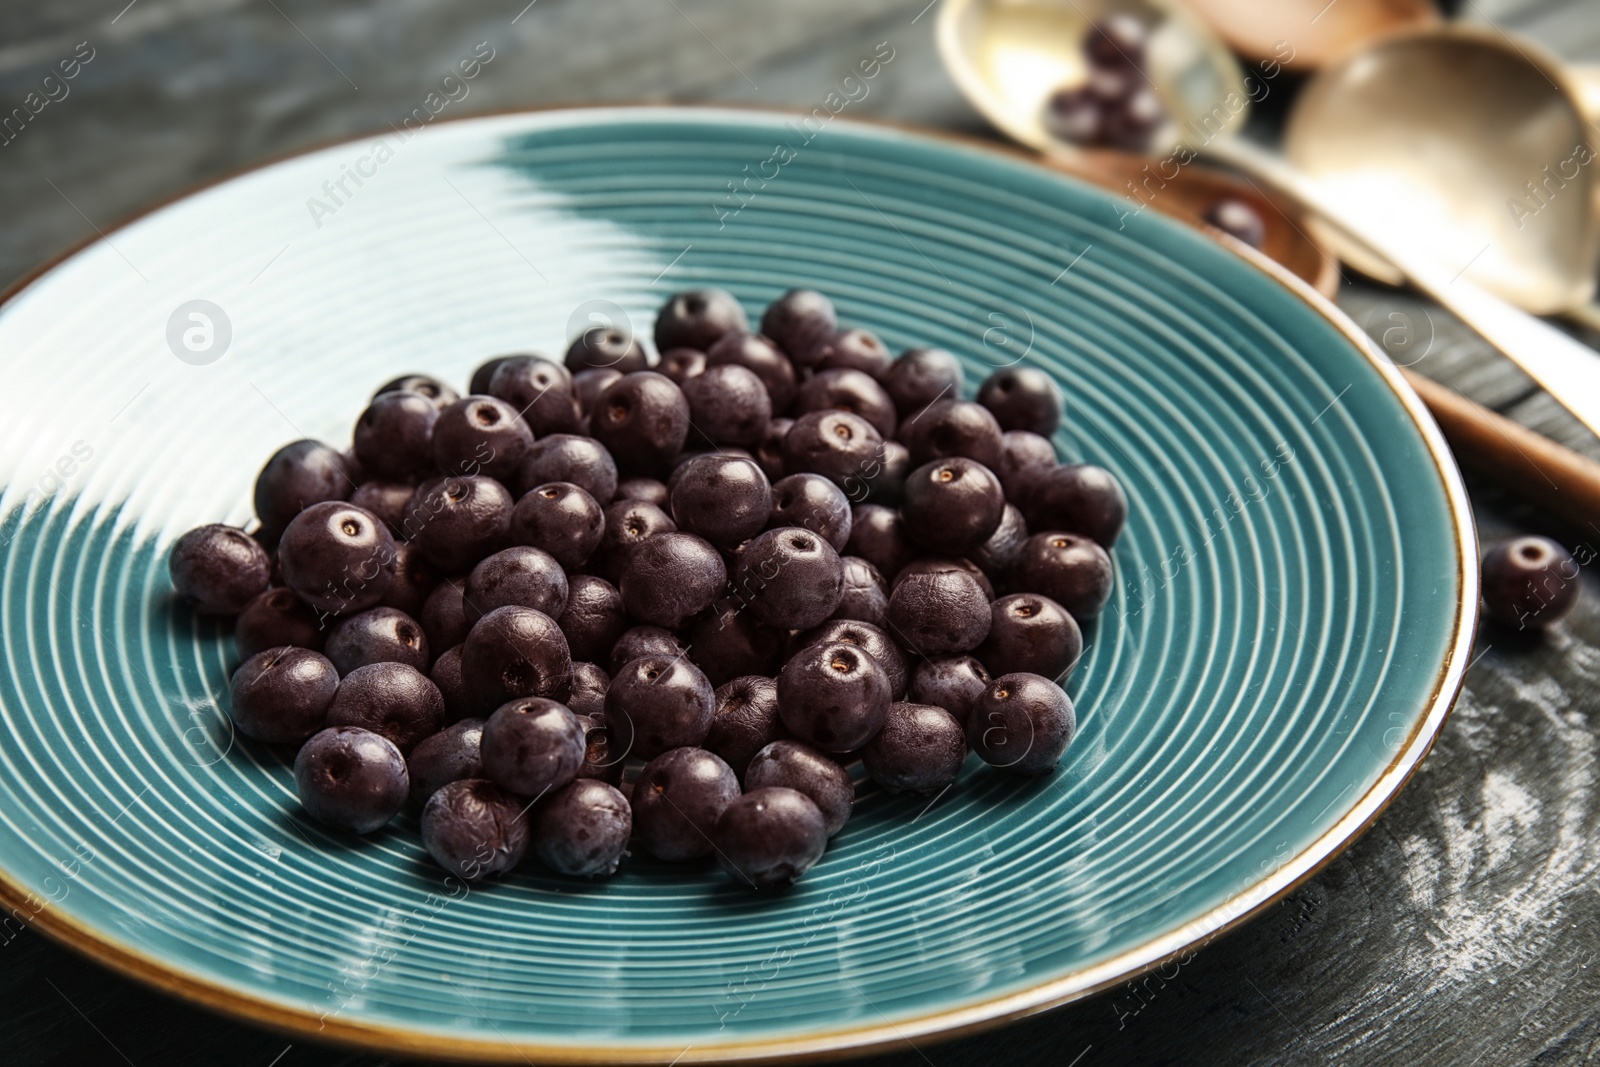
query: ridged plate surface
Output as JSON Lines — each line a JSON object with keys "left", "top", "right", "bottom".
{"left": 0, "top": 108, "right": 1471, "bottom": 1062}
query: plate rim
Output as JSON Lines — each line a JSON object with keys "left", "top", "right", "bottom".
{"left": 0, "top": 103, "right": 1479, "bottom": 1064}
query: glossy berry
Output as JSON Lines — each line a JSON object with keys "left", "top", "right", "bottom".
{"left": 609, "top": 625, "right": 684, "bottom": 677}
{"left": 350, "top": 480, "right": 416, "bottom": 538}
{"left": 293, "top": 726, "right": 408, "bottom": 834}
{"left": 468, "top": 356, "right": 513, "bottom": 397}
{"left": 977, "top": 367, "right": 1063, "bottom": 437}
{"left": 893, "top": 556, "right": 996, "bottom": 600}
{"left": 534, "top": 778, "right": 632, "bottom": 877}
{"left": 516, "top": 434, "right": 618, "bottom": 504}
{"left": 795, "top": 368, "right": 896, "bottom": 439}
{"left": 745, "top": 740, "right": 853, "bottom": 836}
{"left": 326, "top": 662, "right": 446, "bottom": 755}
{"left": 777, "top": 640, "right": 890, "bottom": 753}
{"left": 831, "top": 556, "right": 889, "bottom": 625}
{"left": 670, "top": 454, "right": 773, "bottom": 548}
{"left": 684, "top": 602, "right": 785, "bottom": 687}
{"left": 378, "top": 540, "right": 440, "bottom": 619}
{"left": 464, "top": 545, "right": 570, "bottom": 625}
{"left": 480, "top": 697, "right": 586, "bottom": 796}
{"left": 971, "top": 503, "right": 1030, "bottom": 583}
{"left": 631, "top": 747, "right": 740, "bottom": 861}
{"left": 567, "top": 661, "right": 610, "bottom": 719}
{"left": 461, "top": 606, "right": 573, "bottom": 711}
{"left": 590, "top": 372, "right": 691, "bottom": 476}
{"left": 761, "top": 289, "right": 837, "bottom": 367}
{"left": 884, "top": 347, "right": 963, "bottom": 417}
{"left": 977, "top": 593, "right": 1082, "bottom": 680}
{"left": 888, "top": 567, "right": 992, "bottom": 655}
{"left": 1086, "top": 13, "right": 1148, "bottom": 67}
{"left": 658, "top": 347, "right": 708, "bottom": 385}
{"left": 1204, "top": 198, "right": 1267, "bottom": 249}
{"left": 614, "top": 476, "right": 670, "bottom": 506}
{"left": 1482, "top": 535, "right": 1581, "bottom": 629}
{"left": 755, "top": 417, "right": 793, "bottom": 481}
{"left": 996, "top": 430, "right": 1058, "bottom": 506}
{"left": 420, "top": 778, "right": 531, "bottom": 881}
{"left": 228, "top": 646, "right": 339, "bottom": 744}
{"left": 909, "top": 655, "right": 992, "bottom": 725}
{"left": 967, "top": 672, "right": 1076, "bottom": 776}
{"left": 431, "top": 395, "right": 533, "bottom": 484}
{"left": 713, "top": 787, "right": 827, "bottom": 890}
{"left": 1043, "top": 85, "right": 1104, "bottom": 144}
{"left": 705, "top": 331, "right": 797, "bottom": 413}
{"left": 843, "top": 504, "right": 913, "bottom": 581}
{"left": 590, "top": 498, "right": 676, "bottom": 585}
{"left": 655, "top": 288, "right": 748, "bottom": 352}
{"left": 235, "top": 588, "right": 324, "bottom": 659}
{"left": 170, "top": 524, "right": 271, "bottom": 615}
{"left": 353, "top": 391, "right": 438, "bottom": 481}
{"left": 278, "top": 502, "right": 396, "bottom": 616}
{"left": 860, "top": 438, "right": 911, "bottom": 507}
{"left": 782, "top": 410, "right": 883, "bottom": 490}
{"left": 574, "top": 367, "right": 624, "bottom": 419}
{"left": 900, "top": 458, "right": 1006, "bottom": 556}
{"left": 682, "top": 363, "right": 773, "bottom": 448}
{"left": 1023, "top": 463, "right": 1128, "bottom": 547}
{"left": 619, "top": 532, "right": 727, "bottom": 630}
{"left": 488, "top": 355, "right": 580, "bottom": 436}
{"left": 430, "top": 644, "right": 472, "bottom": 722}
{"left": 404, "top": 476, "right": 514, "bottom": 574}
{"left": 604, "top": 654, "right": 716, "bottom": 761}
{"left": 325, "top": 607, "right": 430, "bottom": 675}
{"left": 1103, "top": 86, "right": 1165, "bottom": 151}
{"left": 733, "top": 527, "right": 844, "bottom": 631}
{"left": 796, "top": 619, "right": 907, "bottom": 699}
{"left": 420, "top": 579, "right": 470, "bottom": 654}
{"left": 899, "top": 399, "right": 1003, "bottom": 469}
{"left": 705, "top": 675, "right": 788, "bottom": 781}
{"left": 557, "top": 575, "right": 628, "bottom": 664}
{"left": 1014, "top": 532, "right": 1114, "bottom": 622}
{"left": 375, "top": 373, "right": 459, "bottom": 412}
{"left": 566, "top": 325, "right": 648, "bottom": 374}
{"left": 574, "top": 711, "right": 625, "bottom": 785}
{"left": 407, "top": 718, "right": 484, "bottom": 805}
{"left": 862, "top": 702, "right": 968, "bottom": 795}
{"left": 253, "top": 439, "right": 351, "bottom": 540}
{"left": 814, "top": 329, "right": 892, "bottom": 380}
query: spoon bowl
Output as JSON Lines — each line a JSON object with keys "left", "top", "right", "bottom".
{"left": 1182, "top": 0, "right": 1439, "bottom": 70}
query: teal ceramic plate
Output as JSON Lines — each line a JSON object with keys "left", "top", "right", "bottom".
{"left": 0, "top": 108, "right": 1474, "bottom": 1063}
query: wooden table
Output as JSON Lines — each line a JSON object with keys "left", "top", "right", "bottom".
{"left": 3, "top": 1, "right": 1598, "bottom": 1063}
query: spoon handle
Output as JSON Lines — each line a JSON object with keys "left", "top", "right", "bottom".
{"left": 1204, "top": 138, "right": 1600, "bottom": 443}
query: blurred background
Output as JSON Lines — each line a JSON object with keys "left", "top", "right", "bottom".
{"left": 5, "top": 1, "right": 1600, "bottom": 1065}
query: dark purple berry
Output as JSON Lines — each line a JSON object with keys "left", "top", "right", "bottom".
{"left": 670, "top": 454, "right": 773, "bottom": 548}
{"left": 488, "top": 356, "right": 580, "bottom": 436}
{"left": 574, "top": 368, "right": 624, "bottom": 419}
{"left": 325, "top": 607, "right": 430, "bottom": 675}
{"left": 706, "top": 675, "right": 788, "bottom": 781}
{"left": 1204, "top": 197, "right": 1267, "bottom": 249}
{"left": 971, "top": 503, "right": 1030, "bottom": 584}
{"left": 1103, "top": 86, "right": 1165, "bottom": 151}
{"left": 590, "top": 498, "right": 676, "bottom": 585}
{"left": 420, "top": 578, "right": 470, "bottom": 654}
{"left": 431, "top": 395, "right": 534, "bottom": 484}
{"left": 814, "top": 329, "right": 892, "bottom": 380}
{"left": 349, "top": 480, "right": 416, "bottom": 538}
{"left": 777, "top": 640, "right": 890, "bottom": 752}
{"left": 590, "top": 372, "right": 691, "bottom": 476}
{"left": 732, "top": 527, "right": 844, "bottom": 631}
{"left": 375, "top": 373, "right": 459, "bottom": 412}
{"left": 713, "top": 787, "right": 827, "bottom": 889}
{"left": 558, "top": 575, "right": 628, "bottom": 664}
{"left": 761, "top": 289, "right": 836, "bottom": 367}
{"left": 294, "top": 726, "right": 408, "bottom": 833}
{"left": 997, "top": 431, "right": 1058, "bottom": 506}
{"left": 534, "top": 778, "right": 631, "bottom": 876}
{"left": 1014, "top": 532, "right": 1114, "bottom": 622}
{"left": 682, "top": 363, "right": 773, "bottom": 448}
{"left": 909, "top": 655, "right": 992, "bottom": 725}
{"left": 170, "top": 524, "right": 271, "bottom": 615}
{"left": 235, "top": 588, "right": 325, "bottom": 659}
{"left": 605, "top": 654, "right": 716, "bottom": 761}
{"left": 462, "top": 606, "right": 573, "bottom": 711}
{"left": 1023, "top": 464, "right": 1128, "bottom": 548}
{"left": 888, "top": 567, "right": 992, "bottom": 655}
{"left": 228, "top": 646, "right": 339, "bottom": 744}
{"left": 378, "top": 540, "right": 440, "bottom": 618}
{"left": 353, "top": 391, "right": 438, "bottom": 481}
{"left": 516, "top": 434, "right": 618, "bottom": 504}
{"left": 862, "top": 702, "right": 967, "bottom": 794}
{"left": 431, "top": 644, "right": 472, "bottom": 721}
{"left": 860, "top": 439, "right": 911, "bottom": 507}
{"left": 899, "top": 399, "right": 1003, "bottom": 469}
{"left": 978, "top": 367, "right": 1063, "bottom": 436}
{"left": 1086, "top": 13, "right": 1148, "bottom": 67}
{"left": 480, "top": 697, "right": 585, "bottom": 796}
{"left": 782, "top": 410, "right": 883, "bottom": 489}
{"left": 618, "top": 531, "right": 727, "bottom": 630}
{"left": 745, "top": 740, "right": 853, "bottom": 836}
{"left": 614, "top": 476, "right": 670, "bottom": 507}
{"left": 326, "top": 661, "right": 446, "bottom": 755}
{"left": 796, "top": 618, "right": 907, "bottom": 699}
{"left": 468, "top": 356, "right": 513, "bottom": 397}
{"left": 967, "top": 672, "right": 1075, "bottom": 775}
{"left": 1043, "top": 84, "right": 1105, "bottom": 144}
{"left": 831, "top": 556, "right": 889, "bottom": 626}
{"left": 685, "top": 601, "right": 786, "bottom": 686}
{"left": 403, "top": 475, "right": 514, "bottom": 573}
{"left": 977, "top": 593, "right": 1082, "bottom": 680}
{"left": 884, "top": 347, "right": 963, "bottom": 416}
{"left": 900, "top": 457, "right": 1005, "bottom": 556}
{"left": 254, "top": 440, "right": 351, "bottom": 540}
{"left": 795, "top": 368, "right": 897, "bottom": 438}
{"left": 631, "top": 747, "right": 739, "bottom": 861}
{"left": 755, "top": 418, "right": 793, "bottom": 481}
{"left": 655, "top": 289, "right": 749, "bottom": 352}
{"left": 844, "top": 504, "right": 913, "bottom": 581}
{"left": 420, "top": 778, "right": 531, "bottom": 880}
{"left": 278, "top": 502, "right": 396, "bottom": 616}
{"left": 463, "top": 546, "right": 569, "bottom": 625}
{"left": 407, "top": 718, "right": 484, "bottom": 804}
{"left": 658, "top": 347, "right": 708, "bottom": 384}
{"left": 893, "top": 557, "right": 996, "bottom": 601}
{"left": 567, "top": 661, "right": 610, "bottom": 720}
{"left": 706, "top": 331, "right": 797, "bottom": 413}
{"left": 566, "top": 325, "right": 647, "bottom": 374}
{"left": 574, "top": 711, "right": 624, "bottom": 785}
{"left": 1482, "top": 535, "right": 1581, "bottom": 629}
{"left": 610, "top": 625, "right": 684, "bottom": 676}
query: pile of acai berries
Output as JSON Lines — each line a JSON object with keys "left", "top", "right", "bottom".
{"left": 167, "top": 288, "right": 1128, "bottom": 890}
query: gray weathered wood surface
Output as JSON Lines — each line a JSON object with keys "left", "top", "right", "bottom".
{"left": 3, "top": 1, "right": 1599, "bottom": 1064}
